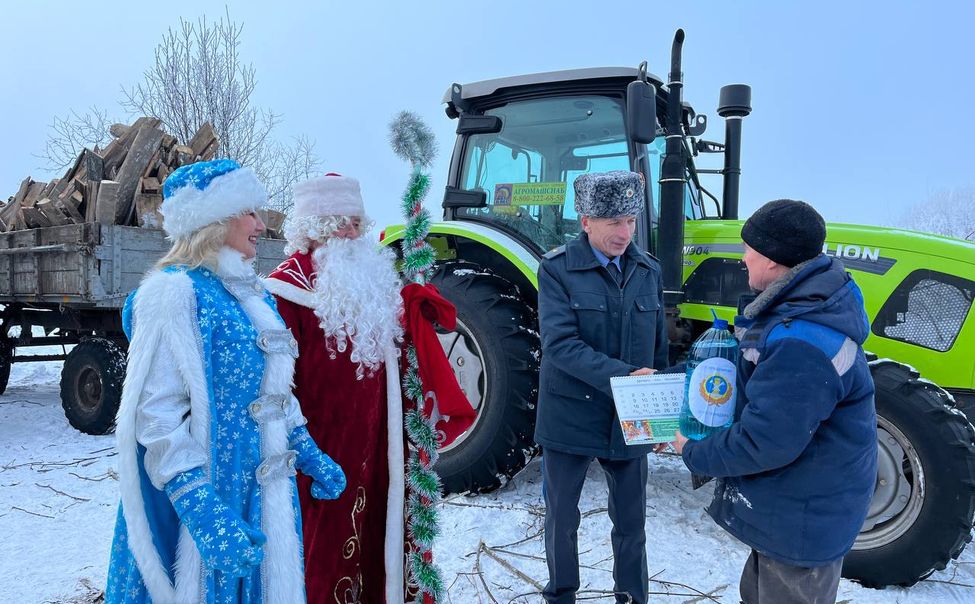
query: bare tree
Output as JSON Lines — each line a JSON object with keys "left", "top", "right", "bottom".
{"left": 900, "top": 187, "right": 975, "bottom": 241}
{"left": 37, "top": 106, "right": 117, "bottom": 173}
{"left": 40, "top": 9, "right": 318, "bottom": 209}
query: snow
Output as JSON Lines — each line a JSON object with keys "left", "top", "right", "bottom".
{"left": 2, "top": 361, "right": 974, "bottom": 603}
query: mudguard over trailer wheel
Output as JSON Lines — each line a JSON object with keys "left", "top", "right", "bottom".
{"left": 844, "top": 359, "right": 975, "bottom": 587}
{"left": 61, "top": 338, "right": 127, "bottom": 435}
{"left": 431, "top": 261, "right": 540, "bottom": 494}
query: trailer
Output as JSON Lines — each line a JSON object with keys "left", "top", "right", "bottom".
{"left": 0, "top": 222, "right": 286, "bottom": 433}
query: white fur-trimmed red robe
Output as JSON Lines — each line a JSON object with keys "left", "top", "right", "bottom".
{"left": 265, "top": 252, "right": 407, "bottom": 604}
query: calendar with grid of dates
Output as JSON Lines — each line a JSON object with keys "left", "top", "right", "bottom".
{"left": 609, "top": 373, "right": 685, "bottom": 445}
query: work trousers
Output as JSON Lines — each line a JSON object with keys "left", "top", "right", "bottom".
{"left": 542, "top": 448, "right": 649, "bottom": 604}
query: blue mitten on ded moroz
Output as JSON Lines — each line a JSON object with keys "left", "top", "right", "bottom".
{"left": 289, "top": 425, "right": 346, "bottom": 500}
{"left": 164, "top": 468, "right": 266, "bottom": 576}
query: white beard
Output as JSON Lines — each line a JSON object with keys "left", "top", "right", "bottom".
{"left": 311, "top": 236, "right": 404, "bottom": 378}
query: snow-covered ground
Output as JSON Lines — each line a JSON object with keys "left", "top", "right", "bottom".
{"left": 2, "top": 360, "right": 974, "bottom": 603}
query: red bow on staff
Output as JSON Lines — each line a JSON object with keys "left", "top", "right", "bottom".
{"left": 401, "top": 282, "right": 476, "bottom": 447}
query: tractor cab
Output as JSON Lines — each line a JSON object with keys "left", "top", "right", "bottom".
{"left": 442, "top": 67, "right": 718, "bottom": 260}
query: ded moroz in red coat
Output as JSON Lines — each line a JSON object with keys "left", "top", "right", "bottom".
{"left": 266, "top": 250, "right": 408, "bottom": 604}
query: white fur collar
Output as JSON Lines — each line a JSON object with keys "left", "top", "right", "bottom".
{"left": 215, "top": 246, "right": 259, "bottom": 279}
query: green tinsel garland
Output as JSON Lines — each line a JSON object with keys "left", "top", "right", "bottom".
{"left": 390, "top": 111, "right": 445, "bottom": 603}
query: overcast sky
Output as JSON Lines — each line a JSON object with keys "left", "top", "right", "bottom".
{"left": 2, "top": 1, "right": 972, "bottom": 233}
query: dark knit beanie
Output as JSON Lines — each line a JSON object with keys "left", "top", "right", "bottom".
{"left": 741, "top": 199, "right": 826, "bottom": 267}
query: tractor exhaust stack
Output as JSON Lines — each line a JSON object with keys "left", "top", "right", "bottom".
{"left": 657, "top": 29, "right": 687, "bottom": 304}
{"left": 717, "top": 84, "right": 752, "bottom": 220}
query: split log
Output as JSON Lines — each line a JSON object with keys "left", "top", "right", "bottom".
{"left": 188, "top": 123, "right": 216, "bottom": 156}
{"left": 36, "top": 199, "right": 71, "bottom": 226}
{"left": 140, "top": 177, "right": 161, "bottom": 194}
{"left": 84, "top": 181, "right": 100, "bottom": 223}
{"left": 111, "top": 126, "right": 165, "bottom": 225}
{"left": 259, "top": 209, "right": 286, "bottom": 237}
{"left": 22, "top": 181, "right": 48, "bottom": 207}
{"left": 109, "top": 123, "right": 131, "bottom": 138}
{"left": 200, "top": 139, "right": 219, "bottom": 161}
{"left": 135, "top": 193, "right": 164, "bottom": 229}
{"left": 156, "top": 163, "right": 171, "bottom": 185}
{"left": 102, "top": 116, "right": 162, "bottom": 176}
{"left": 94, "top": 181, "right": 120, "bottom": 225}
{"left": 12, "top": 177, "right": 31, "bottom": 206}
{"left": 173, "top": 145, "right": 194, "bottom": 166}
{"left": 21, "top": 206, "right": 52, "bottom": 228}
{"left": 0, "top": 200, "right": 21, "bottom": 231}
{"left": 56, "top": 199, "right": 85, "bottom": 223}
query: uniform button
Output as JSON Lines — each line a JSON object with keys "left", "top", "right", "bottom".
{"left": 585, "top": 394, "right": 591, "bottom": 400}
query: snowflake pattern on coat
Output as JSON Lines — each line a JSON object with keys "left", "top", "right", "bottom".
{"left": 106, "top": 266, "right": 304, "bottom": 604}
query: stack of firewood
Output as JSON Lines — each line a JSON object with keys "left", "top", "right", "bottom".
{"left": 1, "top": 117, "right": 285, "bottom": 237}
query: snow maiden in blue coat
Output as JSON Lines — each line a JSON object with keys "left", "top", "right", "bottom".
{"left": 105, "top": 160, "right": 345, "bottom": 604}
{"left": 675, "top": 199, "right": 877, "bottom": 604}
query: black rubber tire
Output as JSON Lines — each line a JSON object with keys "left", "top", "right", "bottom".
{"left": 60, "top": 338, "right": 127, "bottom": 435}
{"left": 430, "top": 261, "right": 540, "bottom": 494}
{"left": 0, "top": 336, "right": 12, "bottom": 396}
{"left": 843, "top": 360, "right": 975, "bottom": 587}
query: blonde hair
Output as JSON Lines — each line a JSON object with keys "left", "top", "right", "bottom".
{"left": 283, "top": 214, "right": 374, "bottom": 255}
{"left": 156, "top": 221, "right": 230, "bottom": 270}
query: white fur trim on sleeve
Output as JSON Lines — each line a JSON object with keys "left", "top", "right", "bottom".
{"left": 384, "top": 347, "right": 406, "bottom": 604}
{"left": 116, "top": 269, "right": 208, "bottom": 603}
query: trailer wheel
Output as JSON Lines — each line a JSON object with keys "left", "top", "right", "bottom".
{"left": 430, "top": 261, "right": 540, "bottom": 494}
{"left": 844, "top": 360, "right": 975, "bottom": 587}
{"left": 61, "top": 338, "right": 126, "bottom": 435}
{"left": 0, "top": 336, "right": 12, "bottom": 395}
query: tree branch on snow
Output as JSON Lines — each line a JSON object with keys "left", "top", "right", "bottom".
{"left": 36, "top": 483, "right": 90, "bottom": 502}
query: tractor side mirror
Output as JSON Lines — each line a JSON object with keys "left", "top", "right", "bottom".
{"left": 626, "top": 79, "right": 657, "bottom": 144}
{"left": 443, "top": 186, "right": 488, "bottom": 208}
{"left": 457, "top": 115, "right": 503, "bottom": 135}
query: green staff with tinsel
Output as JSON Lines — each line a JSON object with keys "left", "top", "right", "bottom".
{"left": 390, "top": 111, "right": 477, "bottom": 604}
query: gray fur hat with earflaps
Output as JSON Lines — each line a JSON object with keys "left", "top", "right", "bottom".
{"left": 573, "top": 170, "right": 645, "bottom": 218}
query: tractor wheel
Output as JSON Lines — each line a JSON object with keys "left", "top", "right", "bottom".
{"left": 430, "top": 261, "right": 540, "bottom": 494}
{"left": 843, "top": 359, "right": 975, "bottom": 587}
{"left": 61, "top": 338, "right": 127, "bottom": 435}
{"left": 0, "top": 336, "right": 12, "bottom": 395}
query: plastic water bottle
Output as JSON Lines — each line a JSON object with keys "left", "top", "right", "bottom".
{"left": 679, "top": 312, "right": 739, "bottom": 440}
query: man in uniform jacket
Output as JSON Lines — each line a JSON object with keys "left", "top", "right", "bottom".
{"left": 535, "top": 170, "right": 669, "bottom": 604}
{"left": 674, "top": 199, "right": 878, "bottom": 604}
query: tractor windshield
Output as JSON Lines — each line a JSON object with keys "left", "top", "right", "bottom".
{"left": 455, "top": 94, "right": 711, "bottom": 253}
{"left": 457, "top": 95, "right": 635, "bottom": 253}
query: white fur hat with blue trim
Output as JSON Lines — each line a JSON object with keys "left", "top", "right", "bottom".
{"left": 160, "top": 159, "right": 267, "bottom": 240}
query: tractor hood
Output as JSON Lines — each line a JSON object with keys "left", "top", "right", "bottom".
{"left": 685, "top": 220, "right": 975, "bottom": 269}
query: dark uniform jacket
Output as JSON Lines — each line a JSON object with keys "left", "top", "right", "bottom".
{"left": 682, "top": 255, "right": 878, "bottom": 566}
{"left": 534, "top": 233, "right": 669, "bottom": 459}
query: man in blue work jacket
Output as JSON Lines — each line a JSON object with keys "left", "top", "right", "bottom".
{"left": 674, "top": 199, "right": 878, "bottom": 604}
{"left": 535, "top": 170, "right": 670, "bottom": 604}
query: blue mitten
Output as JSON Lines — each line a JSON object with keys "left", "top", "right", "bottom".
{"left": 164, "top": 468, "right": 266, "bottom": 576}
{"left": 289, "top": 425, "right": 346, "bottom": 500}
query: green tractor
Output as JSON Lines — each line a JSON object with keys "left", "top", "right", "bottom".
{"left": 382, "top": 30, "right": 975, "bottom": 588}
